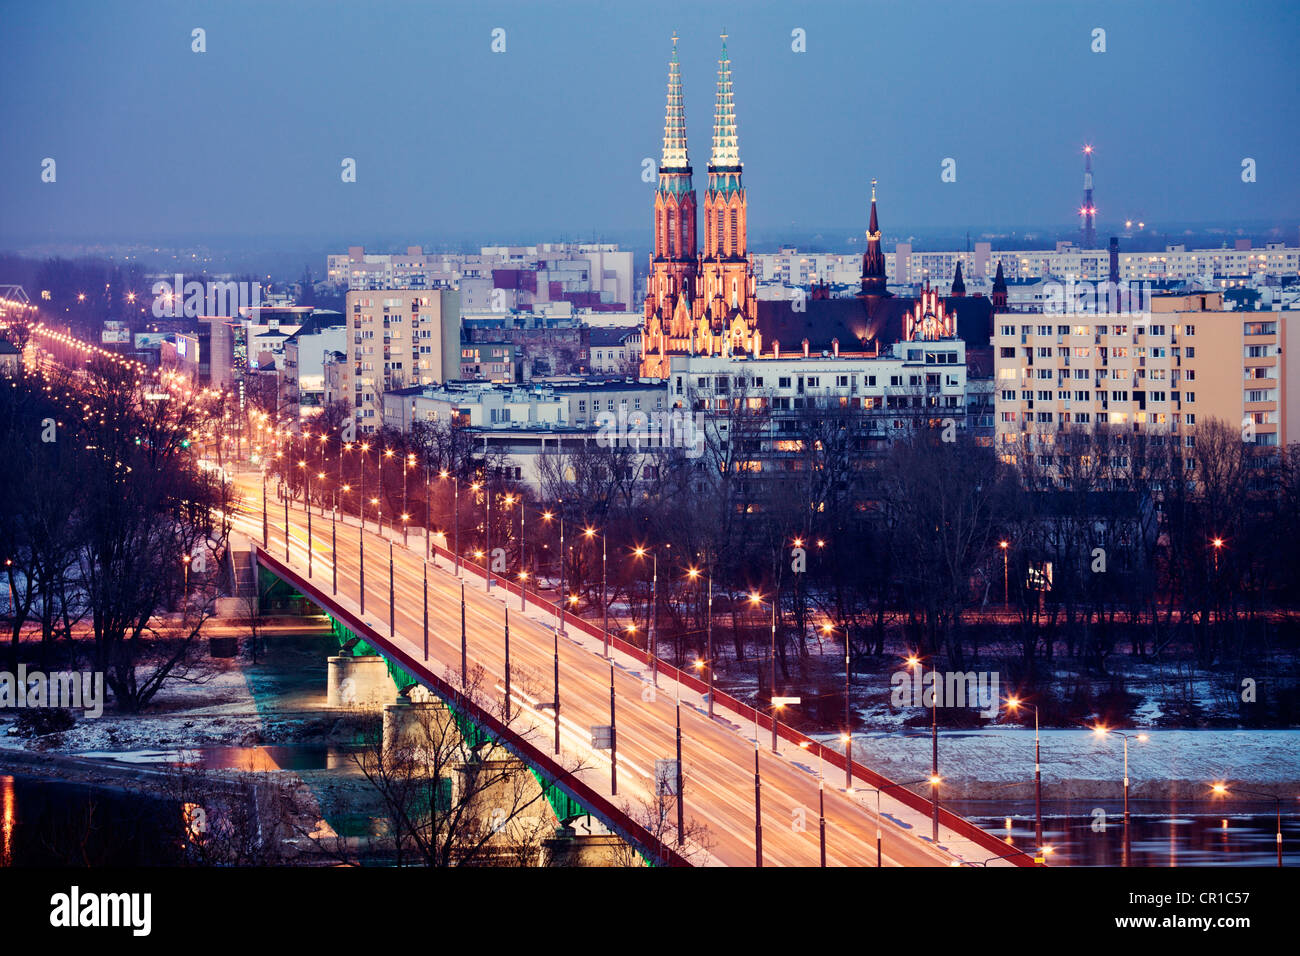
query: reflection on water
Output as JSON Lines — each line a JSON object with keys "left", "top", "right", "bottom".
{"left": 0, "top": 774, "right": 185, "bottom": 866}
{"left": 953, "top": 799, "right": 1300, "bottom": 867}
{"left": 174, "top": 744, "right": 361, "bottom": 773}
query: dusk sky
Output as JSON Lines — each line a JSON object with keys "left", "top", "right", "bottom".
{"left": 3, "top": 0, "right": 1298, "bottom": 250}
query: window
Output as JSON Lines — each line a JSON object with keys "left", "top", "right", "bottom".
{"left": 1185, "top": 392, "right": 1195, "bottom": 403}
{"left": 778, "top": 377, "right": 792, "bottom": 388}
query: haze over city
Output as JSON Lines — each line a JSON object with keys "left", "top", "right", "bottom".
{"left": 2, "top": 0, "right": 1298, "bottom": 254}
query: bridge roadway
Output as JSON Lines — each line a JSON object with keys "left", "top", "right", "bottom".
{"left": 232, "top": 483, "right": 1030, "bottom": 867}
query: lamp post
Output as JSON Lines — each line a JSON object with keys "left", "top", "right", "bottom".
{"left": 907, "top": 653, "right": 941, "bottom": 843}
{"left": 358, "top": 442, "right": 370, "bottom": 531}
{"left": 609, "top": 662, "right": 617, "bottom": 795}
{"left": 261, "top": 465, "right": 269, "bottom": 547}
{"left": 1006, "top": 696, "right": 1043, "bottom": 855}
{"left": 440, "top": 470, "right": 460, "bottom": 575}
{"left": 423, "top": 464, "right": 431, "bottom": 561}
{"left": 1000, "top": 539, "right": 1009, "bottom": 606}
{"left": 748, "top": 591, "right": 780, "bottom": 753}
{"left": 1210, "top": 783, "right": 1284, "bottom": 867}
{"left": 687, "top": 566, "right": 713, "bottom": 717}
{"left": 356, "top": 442, "right": 366, "bottom": 530}
{"left": 584, "top": 527, "right": 608, "bottom": 656}
{"left": 633, "top": 545, "right": 658, "bottom": 686}
{"left": 402, "top": 453, "right": 415, "bottom": 547}
{"left": 855, "top": 780, "right": 930, "bottom": 867}
{"left": 1094, "top": 726, "right": 1148, "bottom": 867}
{"left": 474, "top": 480, "right": 493, "bottom": 592}
{"left": 379, "top": 448, "right": 394, "bottom": 534}
{"left": 799, "top": 739, "right": 827, "bottom": 866}
{"left": 674, "top": 677, "right": 685, "bottom": 846}
{"left": 823, "top": 622, "right": 852, "bottom": 789}
{"left": 544, "top": 509, "right": 568, "bottom": 637}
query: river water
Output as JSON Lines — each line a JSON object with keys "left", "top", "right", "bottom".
{"left": 952, "top": 799, "right": 1299, "bottom": 866}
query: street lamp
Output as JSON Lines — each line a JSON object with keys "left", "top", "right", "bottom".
{"left": 1210, "top": 782, "right": 1285, "bottom": 867}
{"left": 687, "top": 566, "right": 713, "bottom": 716}
{"left": 633, "top": 545, "right": 658, "bottom": 685}
{"left": 823, "top": 621, "right": 852, "bottom": 789}
{"left": 1093, "top": 725, "right": 1148, "bottom": 867}
{"left": 585, "top": 527, "right": 609, "bottom": 656}
{"left": 798, "top": 739, "right": 827, "bottom": 866}
{"left": 542, "top": 508, "right": 566, "bottom": 633}
{"left": 999, "top": 540, "right": 1009, "bottom": 606}
{"left": 1005, "top": 696, "right": 1044, "bottom": 856}
{"left": 358, "top": 442, "right": 371, "bottom": 531}
{"left": 853, "top": 779, "right": 930, "bottom": 868}
{"left": 472, "top": 480, "right": 492, "bottom": 591}
{"left": 439, "top": 470, "right": 459, "bottom": 575}
{"left": 748, "top": 590, "right": 779, "bottom": 753}
{"left": 907, "top": 653, "right": 941, "bottom": 842}
{"left": 402, "top": 452, "right": 415, "bottom": 546}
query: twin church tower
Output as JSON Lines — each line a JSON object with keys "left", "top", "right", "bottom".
{"left": 641, "top": 34, "right": 761, "bottom": 378}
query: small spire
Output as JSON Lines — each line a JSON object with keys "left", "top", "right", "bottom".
{"left": 950, "top": 261, "right": 966, "bottom": 296}
{"left": 867, "top": 179, "right": 880, "bottom": 239}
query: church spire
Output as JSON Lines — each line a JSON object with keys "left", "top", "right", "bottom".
{"left": 950, "top": 261, "right": 966, "bottom": 296}
{"left": 991, "top": 260, "right": 1008, "bottom": 309}
{"left": 860, "top": 178, "right": 889, "bottom": 298}
{"left": 661, "top": 32, "right": 689, "bottom": 171}
{"left": 710, "top": 33, "right": 741, "bottom": 170}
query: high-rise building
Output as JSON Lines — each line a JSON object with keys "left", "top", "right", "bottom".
{"left": 344, "top": 289, "right": 460, "bottom": 433}
{"left": 992, "top": 292, "right": 1300, "bottom": 464}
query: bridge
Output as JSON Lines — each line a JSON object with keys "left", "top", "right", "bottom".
{"left": 232, "top": 477, "right": 1036, "bottom": 867}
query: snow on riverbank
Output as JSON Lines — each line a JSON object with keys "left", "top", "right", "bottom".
{"left": 811, "top": 728, "right": 1300, "bottom": 799}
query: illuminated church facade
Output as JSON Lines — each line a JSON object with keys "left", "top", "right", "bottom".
{"left": 640, "top": 36, "right": 993, "bottom": 380}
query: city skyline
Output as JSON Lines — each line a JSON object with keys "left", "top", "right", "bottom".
{"left": 3, "top": 0, "right": 1299, "bottom": 250}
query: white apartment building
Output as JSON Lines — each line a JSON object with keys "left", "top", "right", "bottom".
{"left": 328, "top": 243, "right": 634, "bottom": 308}
{"left": 756, "top": 240, "right": 1299, "bottom": 292}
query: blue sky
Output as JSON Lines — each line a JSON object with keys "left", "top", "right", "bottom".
{"left": 2, "top": 0, "right": 1297, "bottom": 248}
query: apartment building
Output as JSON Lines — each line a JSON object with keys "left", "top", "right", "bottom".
{"left": 992, "top": 292, "right": 1300, "bottom": 464}
{"left": 345, "top": 289, "right": 460, "bottom": 433}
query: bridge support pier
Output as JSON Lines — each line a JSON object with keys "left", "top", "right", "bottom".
{"left": 327, "top": 655, "right": 395, "bottom": 709}
{"left": 543, "top": 827, "right": 628, "bottom": 867}
{"left": 382, "top": 692, "right": 445, "bottom": 758}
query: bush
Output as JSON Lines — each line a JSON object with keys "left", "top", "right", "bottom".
{"left": 15, "top": 708, "right": 76, "bottom": 738}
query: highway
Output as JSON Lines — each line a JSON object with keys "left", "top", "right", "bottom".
{"left": 230, "top": 475, "right": 1020, "bottom": 867}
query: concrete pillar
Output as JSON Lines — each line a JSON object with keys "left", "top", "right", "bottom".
{"left": 382, "top": 695, "right": 446, "bottom": 758}
{"left": 543, "top": 829, "right": 629, "bottom": 867}
{"left": 326, "top": 655, "right": 394, "bottom": 708}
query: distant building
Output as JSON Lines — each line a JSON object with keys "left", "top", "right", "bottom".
{"left": 281, "top": 310, "right": 346, "bottom": 418}
{"left": 588, "top": 326, "right": 641, "bottom": 374}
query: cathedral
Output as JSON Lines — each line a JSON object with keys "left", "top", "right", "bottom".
{"left": 640, "top": 35, "right": 994, "bottom": 379}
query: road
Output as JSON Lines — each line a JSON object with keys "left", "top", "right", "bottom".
{"left": 231, "top": 476, "right": 1015, "bottom": 867}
